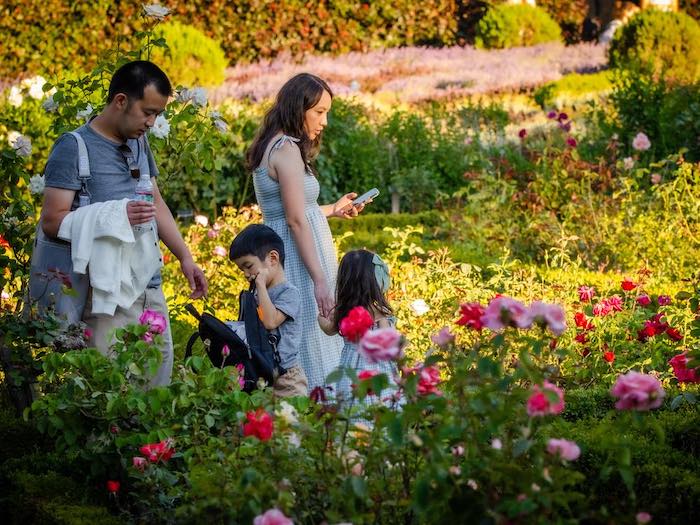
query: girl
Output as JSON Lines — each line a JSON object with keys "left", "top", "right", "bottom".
{"left": 318, "top": 249, "right": 401, "bottom": 412}
{"left": 246, "top": 73, "right": 368, "bottom": 389}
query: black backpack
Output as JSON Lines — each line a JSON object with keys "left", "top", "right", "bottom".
{"left": 184, "top": 283, "right": 285, "bottom": 392}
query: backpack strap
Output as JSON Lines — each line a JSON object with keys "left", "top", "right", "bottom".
{"left": 184, "top": 331, "right": 200, "bottom": 360}
{"left": 67, "top": 131, "right": 91, "bottom": 207}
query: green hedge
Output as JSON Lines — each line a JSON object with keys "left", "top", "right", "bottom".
{"left": 475, "top": 3, "right": 562, "bottom": 49}
{"left": 0, "top": 0, "right": 457, "bottom": 80}
{"left": 609, "top": 8, "right": 700, "bottom": 85}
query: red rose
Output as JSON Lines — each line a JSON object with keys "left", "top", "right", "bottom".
{"left": 0, "top": 234, "right": 10, "bottom": 250}
{"left": 621, "top": 278, "right": 637, "bottom": 291}
{"left": 456, "top": 302, "right": 485, "bottom": 331}
{"left": 603, "top": 351, "right": 615, "bottom": 363}
{"left": 243, "top": 408, "right": 274, "bottom": 441}
{"left": 574, "top": 312, "right": 594, "bottom": 331}
{"left": 106, "top": 480, "right": 120, "bottom": 493}
{"left": 518, "top": 128, "right": 527, "bottom": 139}
{"left": 354, "top": 369, "right": 380, "bottom": 395}
{"left": 139, "top": 438, "right": 175, "bottom": 463}
{"left": 666, "top": 327, "right": 683, "bottom": 341}
{"left": 339, "top": 306, "right": 374, "bottom": 343}
{"left": 669, "top": 353, "right": 700, "bottom": 383}
{"left": 574, "top": 333, "right": 588, "bottom": 344}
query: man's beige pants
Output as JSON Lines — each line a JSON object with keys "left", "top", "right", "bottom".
{"left": 84, "top": 286, "right": 173, "bottom": 388}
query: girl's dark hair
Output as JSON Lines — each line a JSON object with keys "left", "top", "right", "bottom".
{"left": 333, "top": 249, "right": 392, "bottom": 331}
{"left": 246, "top": 73, "right": 333, "bottom": 172}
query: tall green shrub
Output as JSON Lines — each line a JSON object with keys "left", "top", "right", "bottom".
{"left": 474, "top": 3, "right": 562, "bottom": 49}
{"left": 152, "top": 21, "right": 227, "bottom": 88}
{"left": 609, "top": 9, "right": 700, "bottom": 85}
{"left": 0, "top": 0, "right": 457, "bottom": 80}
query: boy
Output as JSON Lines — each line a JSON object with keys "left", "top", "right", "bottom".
{"left": 229, "top": 224, "right": 308, "bottom": 397}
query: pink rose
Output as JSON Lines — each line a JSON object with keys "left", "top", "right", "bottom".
{"left": 430, "top": 326, "right": 455, "bottom": 347}
{"left": 403, "top": 365, "right": 442, "bottom": 396}
{"left": 132, "top": 456, "right": 147, "bottom": 470}
{"left": 213, "top": 245, "right": 227, "bottom": 257}
{"left": 657, "top": 295, "right": 671, "bottom": 306}
{"left": 519, "top": 301, "right": 566, "bottom": 336}
{"left": 577, "top": 286, "right": 596, "bottom": 302}
{"left": 207, "top": 229, "right": 219, "bottom": 238}
{"left": 632, "top": 132, "right": 651, "bottom": 152}
{"left": 358, "top": 327, "right": 403, "bottom": 364}
{"left": 253, "top": 508, "right": 294, "bottom": 525}
{"left": 611, "top": 371, "right": 665, "bottom": 411}
{"left": 636, "top": 512, "right": 652, "bottom": 524}
{"left": 138, "top": 309, "right": 167, "bottom": 334}
{"left": 481, "top": 296, "right": 527, "bottom": 332}
{"left": 527, "top": 381, "right": 565, "bottom": 417}
{"left": 636, "top": 294, "right": 651, "bottom": 307}
{"left": 547, "top": 438, "right": 580, "bottom": 461}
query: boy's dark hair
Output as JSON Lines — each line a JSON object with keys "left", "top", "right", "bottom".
{"left": 107, "top": 60, "right": 172, "bottom": 103}
{"left": 229, "top": 224, "right": 286, "bottom": 267}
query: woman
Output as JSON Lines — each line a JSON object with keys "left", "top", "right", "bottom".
{"left": 247, "top": 73, "right": 364, "bottom": 390}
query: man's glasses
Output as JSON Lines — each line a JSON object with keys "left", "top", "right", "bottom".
{"left": 118, "top": 144, "right": 140, "bottom": 179}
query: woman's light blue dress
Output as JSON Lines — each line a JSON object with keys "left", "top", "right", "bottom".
{"left": 253, "top": 136, "right": 343, "bottom": 389}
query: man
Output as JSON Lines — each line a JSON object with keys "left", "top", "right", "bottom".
{"left": 41, "top": 60, "right": 208, "bottom": 386}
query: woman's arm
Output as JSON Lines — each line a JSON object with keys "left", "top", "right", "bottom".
{"left": 273, "top": 143, "right": 334, "bottom": 316}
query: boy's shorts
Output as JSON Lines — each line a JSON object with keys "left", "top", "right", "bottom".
{"left": 273, "top": 365, "right": 308, "bottom": 398}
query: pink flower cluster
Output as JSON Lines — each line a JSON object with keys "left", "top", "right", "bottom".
{"left": 458, "top": 296, "right": 566, "bottom": 336}
{"left": 592, "top": 295, "right": 623, "bottom": 317}
{"left": 527, "top": 381, "right": 565, "bottom": 417}
{"left": 546, "top": 438, "right": 580, "bottom": 461}
{"left": 611, "top": 371, "right": 665, "bottom": 411}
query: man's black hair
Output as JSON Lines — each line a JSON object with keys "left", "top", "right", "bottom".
{"left": 229, "top": 224, "right": 286, "bottom": 267}
{"left": 107, "top": 60, "right": 172, "bottom": 103}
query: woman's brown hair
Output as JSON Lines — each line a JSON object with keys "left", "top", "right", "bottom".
{"left": 246, "top": 73, "right": 333, "bottom": 172}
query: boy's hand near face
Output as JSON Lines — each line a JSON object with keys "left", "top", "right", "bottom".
{"left": 254, "top": 267, "right": 270, "bottom": 289}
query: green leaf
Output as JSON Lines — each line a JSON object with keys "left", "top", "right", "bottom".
{"left": 205, "top": 414, "right": 215, "bottom": 428}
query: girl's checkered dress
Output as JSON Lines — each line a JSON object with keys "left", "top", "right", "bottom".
{"left": 253, "top": 136, "right": 343, "bottom": 390}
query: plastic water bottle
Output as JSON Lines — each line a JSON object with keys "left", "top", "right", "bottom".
{"left": 133, "top": 172, "right": 154, "bottom": 233}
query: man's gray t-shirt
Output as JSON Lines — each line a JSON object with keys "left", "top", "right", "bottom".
{"left": 262, "top": 281, "right": 301, "bottom": 370}
{"left": 44, "top": 123, "right": 162, "bottom": 285}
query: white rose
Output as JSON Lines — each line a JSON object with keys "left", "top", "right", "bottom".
{"left": 287, "top": 432, "right": 301, "bottom": 448}
{"left": 176, "top": 88, "right": 191, "bottom": 103}
{"left": 623, "top": 157, "right": 634, "bottom": 170}
{"left": 193, "top": 214, "right": 209, "bottom": 227}
{"left": 190, "top": 87, "right": 207, "bottom": 107}
{"left": 8, "top": 86, "right": 23, "bottom": 107}
{"left": 276, "top": 401, "right": 299, "bottom": 425}
{"left": 7, "top": 131, "right": 21, "bottom": 146}
{"left": 213, "top": 118, "right": 228, "bottom": 133}
{"left": 27, "top": 76, "right": 47, "bottom": 100}
{"left": 210, "top": 110, "right": 221, "bottom": 119}
{"left": 42, "top": 93, "right": 59, "bottom": 113}
{"left": 409, "top": 299, "right": 430, "bottom": 316}
{"left": 29, "top": 174, "right": 45, "bottom": 195}
{"left": 12, "top": 134, "right": 32, "bottom": 158}
{"left": 76, "top": 103, "right": 93, "bottom": 121}
{"left": 143, "top": 3, "right": 171, "bottom": 19}
{"left": 150, "top": 114, "right": 170, "bottom": 139}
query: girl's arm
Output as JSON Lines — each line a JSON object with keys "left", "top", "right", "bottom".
{"left": 273, "top": 143, "right": 333, "bottom": 316}
{"left": 317, "top": 313, "right": 338, "bottom": 336}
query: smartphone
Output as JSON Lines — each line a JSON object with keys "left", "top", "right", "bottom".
{"left": 352, "top": 188, "right": 380, "bottom": 207}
